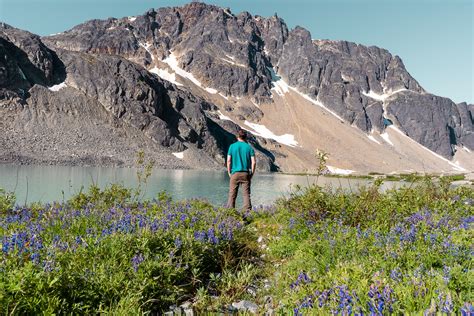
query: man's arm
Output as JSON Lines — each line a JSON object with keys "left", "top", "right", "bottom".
{"left": 250, "top": 156, "right": 256, "bottom": 177}
{"left": 227, "top": 155, "right": 232, "bottom": 177}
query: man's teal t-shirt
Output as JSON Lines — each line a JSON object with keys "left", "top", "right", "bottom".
{"left": 227, "top": 141, "right": 255, "bottom": 174}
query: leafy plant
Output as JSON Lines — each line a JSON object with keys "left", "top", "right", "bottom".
{"left": 0, "top": 188, "right": 15, "bottom": 213}
{"left": 134, "top": 150, "right": 155, "bottom": 200}
{"left": 315, "top": 149, "right": 329, "bottom": 180}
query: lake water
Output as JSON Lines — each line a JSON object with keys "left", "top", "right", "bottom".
{"left": 0, "top": 164, "right": 403, "bottom": 206}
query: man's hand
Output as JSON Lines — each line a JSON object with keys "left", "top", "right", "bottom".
{"left": 250, "top": 156, "right": 256, "bottom": 179}
{"left": 227, "top": 155, "right": 232, "bottom": 178}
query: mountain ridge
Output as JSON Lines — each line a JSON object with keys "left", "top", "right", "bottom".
{"left": 0, "top": 2, "right": 472, "bottom": 174}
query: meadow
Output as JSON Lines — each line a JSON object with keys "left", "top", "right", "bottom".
{"left": 0, "top": 176, "right": 473, "bottom": 315}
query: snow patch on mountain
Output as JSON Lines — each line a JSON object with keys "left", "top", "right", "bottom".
{"left": 149, "top": 67, "right": 182, "bottom": 86}
{"left": 367, "top": 134, "right": 381, "bottom": 144}
{"left": 139, "top": 42, "right": 155, "bottom": 61}
{"left": 244, "top": 121, "right": 298, "bottom": 147}
{"left": 217, "top": 111, "right": 233, "bottom": 121}
{"left": 327, "top": 166, "right": 355, "bottom": 175}
{"left": 172, "top": 151, "right": 184, "bottom": 159}
{"left": 289, "top": 87, "right": 345, "bottom": 122}
{"left": 221, "top": 55, "right": 247, "bottom": 67}
{"left": 267, "top": 67, "right": 289, "bottom": 96}
{"left": 380, "top": 132, "right": 394, "bottom": 146}
{"left": 272, "top": 79, "right": 289, "bottom": 96}
{"left": 163, "top": 53, "right": 221, "bottom": 93}
{"left": 205, "top": 87, "right": 218, "bottom": 94}
{"left": 48, "top": 82, "right": 67, "bottom": 92}
{"left": 362, "top": 88, "right": 407, "bottom": 102}
{"left": 267, "top": 68, "right": 345, "bottom": 121}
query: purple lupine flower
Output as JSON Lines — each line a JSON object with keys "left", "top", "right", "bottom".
{"left": 443, "top": 266, "right": 451, "bottom": 284}
{"left": 390, "top": 268, "right": 402, "bottom": 282}
{"left": 439, "top": 293, "right": 453, "bottom": 314}
{"left": 2, "top": 238, "right": 10, "bottom": 254}
{"left": 461, "top": 302, "right": 474, "bottom": 316}
{"left": 174, "top": 236, "right": 182, "bottom": 248}
{"left": 30, "top": 252, "right": 40, "bottom": 264}
{"left": 131, "top": 253, "right": 145, "bottom": 272}
{"left": 194, "top": 231, "right": 206, "bottom": 242}
{"left": 290, "top": 272, "right": 312, "bottom": 290}
{"left": 75, "top": 236, "right": 83, "bottom": 245}
{"left": 207, "top": 228, "right": 218, "bottom": 244}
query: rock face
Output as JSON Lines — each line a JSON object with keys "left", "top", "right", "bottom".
{"left": 44, "top": 5, "right": 274, "bottom": 102}
{"left": 385, "top": 92, "right": 463, "bottom": 157}
{"left": 0, "top": 2, "right": 472, "bottom": 171}
{"left": 0, "top": 23, "right": 276, "bottom": 170}
{"left": 278, "top": 33, "right": 424, "bottom": 132}
{"left": 0, "top": 23, "right": 65, "bottom": 101}
{"left": 455, "top": 102, "right": 474, "bottom": 150}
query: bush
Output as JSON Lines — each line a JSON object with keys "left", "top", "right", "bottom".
{"left": 262, "top": 180, "right": 473, "bottom": 314}
{"left": 0, "top": 188, "right": 15, "bottom": 213}
{"left": 0, "top": 193, "right": 259, "bottom": 314}
{"left": 278, "top": 177, "right": 471, "bottom": 229}
{"left": 1, "top": 180, "right": 472, "bottom": 314}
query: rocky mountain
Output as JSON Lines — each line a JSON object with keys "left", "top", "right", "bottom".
{"left": 0, "top": 2, "right": 472, "bottom": 173}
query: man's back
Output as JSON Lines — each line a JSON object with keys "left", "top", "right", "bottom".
{"left": 228, "top": 141, "right": 254, "bottom": 174}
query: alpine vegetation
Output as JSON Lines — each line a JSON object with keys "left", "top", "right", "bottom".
{"left": 1, "top": 177, "right": 472, "bottom": 314}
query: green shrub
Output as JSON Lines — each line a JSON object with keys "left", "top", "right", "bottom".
{"left": 262, "top": 180, "right": 473, "bottom": 314}
{"left": 68, "top": 184, "right": 132, "bottom": 209}
{"left": 0, "top": 188, "right": 15, "bottom": 213}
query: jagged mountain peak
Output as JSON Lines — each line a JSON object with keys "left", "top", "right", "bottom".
{"left": 1, "top": 2, "right": 473, "bottom": 173}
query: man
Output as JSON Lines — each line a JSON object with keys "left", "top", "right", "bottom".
{"left": 226, "top": 129, "right": 256, "bottom": 210}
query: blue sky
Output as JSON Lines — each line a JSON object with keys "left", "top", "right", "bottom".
{"left": 1, "top": 0, "right": 472, "bottom": 103}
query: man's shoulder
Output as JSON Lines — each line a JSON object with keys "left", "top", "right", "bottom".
{"left": 241, "top": 142, "right": 255, "bottom": 155}
{"left": 238, "top": 142, "right": 253, "bottom": 150}
{"left": 228, "top": 142, "right": 238, "bottom": 154}
{"left": 229, "top": 141, "right": 253, "bottom": 151}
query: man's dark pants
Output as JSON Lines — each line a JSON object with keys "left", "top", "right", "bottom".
{"left": 227, "top": 172, "right": 251, "bottom": 210}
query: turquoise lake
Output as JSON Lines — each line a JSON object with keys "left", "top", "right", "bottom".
{"left": 0, "top": 164, "right": 403, "bottom": 206}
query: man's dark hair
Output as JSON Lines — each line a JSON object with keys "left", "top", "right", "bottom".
{"left": 237, "top": 129, "right": 247, "bottom": 141}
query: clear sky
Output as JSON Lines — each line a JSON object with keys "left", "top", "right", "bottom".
{"left": 1, "top": 0, "right": 472, "bottom": 104}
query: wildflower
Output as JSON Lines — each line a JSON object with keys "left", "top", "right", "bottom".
{"left": 193, "top": 231, "right": 206, "bottom": 242}
{"left": 461, "top": 302, "right": 474, "bottom": 316}
{"left": 438, "top": 293, "right": 453, "bottom": 314}
{"left": 390, "top": 268, "right": 402, "bottom": 282}
{"left": 30, "top": 252, "right": 40, "bottom": 264}
{"left": 75, "top": 236, "right": 82, "bottom": 245}
{"left": 207, "top": 228, "right": 218, "bottom": 244}
{"left": 174, "top": 236, "right": 182, "bottom": 248}
{"left": 442, "top": 266, "right": 451, "bottom": 284}
{"left": 131, "top": 253, "right": 145, "bottom": 272}
{"left": 2, "top": 239, "right": 10, "bottom": 254}
{"left": 290, "top": 272, "right": 312, "bottom": 290}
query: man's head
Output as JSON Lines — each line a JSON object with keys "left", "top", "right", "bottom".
{"left": 237, "top": 129, "right": 247, "bottom": 141}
